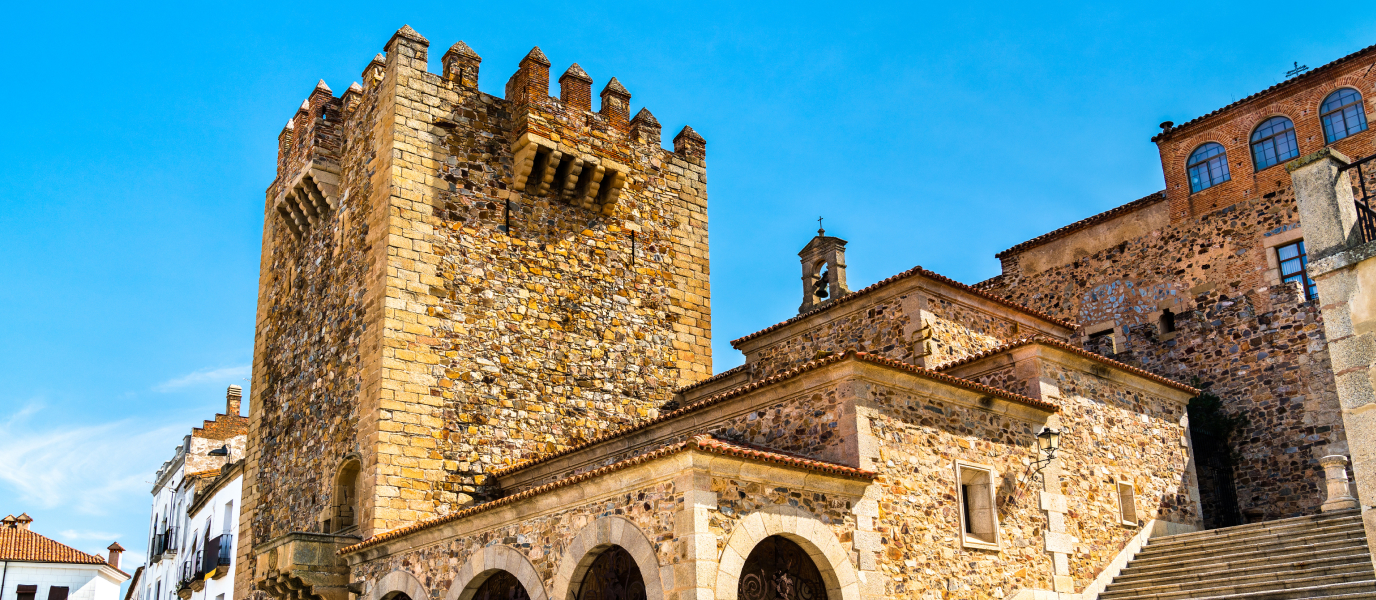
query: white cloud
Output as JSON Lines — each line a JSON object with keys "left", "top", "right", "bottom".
{"left": 0, "top": 404, "right": 182, "bottom": 516}
{"left": 153, "top": 365, "right": 250, "bottom": 392}
{"left": 59, "top": 529, "right": 123, "bottom": 541}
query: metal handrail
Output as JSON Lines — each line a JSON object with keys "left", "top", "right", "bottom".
{"left": 1339, "top": 154, "right": 1376, "bottom": 244}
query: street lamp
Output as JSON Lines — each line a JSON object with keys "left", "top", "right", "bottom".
{"left": 1035, "top": 427, "right": 1062, "bottom": 471}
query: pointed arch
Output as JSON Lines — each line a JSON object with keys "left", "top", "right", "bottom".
{"left": 715, "top": 505, "right": 860, "bottom": 600}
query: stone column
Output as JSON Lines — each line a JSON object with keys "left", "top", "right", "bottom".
{"left": 1288, "top": 148, "right": 1376, "bottom": 569}
{"left": 1320, "top": 455, "right": 1359, "bottom": 512}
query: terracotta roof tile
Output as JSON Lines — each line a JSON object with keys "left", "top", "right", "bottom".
{"left": 0, "top": 519, "right": 110, "bottom": 565}
{"left": 994, "top": 191, "right": 1168, "bottom": 259}
{"left": 673, "top": 363, "right": 750, "bottom": 394}
{"left": 1150, "top": 43, "right": 1376, "bottom": 142}
{"left": 932, "top": 335, "right": 1199, "bottom": 395}
{"left": 338, "top": 434, "right": 873, "bottom": 556}
{"left": 492, "top": 349, "right": 1058, "bottom": 479}
{"left": 730, "top": 266, "right": 1076, "bottom": 348}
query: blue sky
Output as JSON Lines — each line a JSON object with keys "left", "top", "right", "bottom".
{"left": 1, "top": 0, "right": 1372, "bottom": 575}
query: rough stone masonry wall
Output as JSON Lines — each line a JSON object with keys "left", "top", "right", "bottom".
{"left": 746, "top": 288, "right": 1034, "bottom": 379}
{"left": 1121, "top": 285, "right": 1339, "bottom": 522}
{"left": 351, "top": 480, "right": 681, "bottom": 598}
{"left": 1042, "top": 364, "right": 1200, "bottom": 585}
{"left": 985, "top": 190, "right": 1345, "bottom": 522}
{"left": 862, "top": 371, "right": 1195, "bottom": 598}
{"left": 515, "top": 381, "right": 853, "bottom": 491}
{"left": 238, "top": 50, "right": 390, "bottom": 600}
{"left": 368, "top": 32, "right": 712, "bottom": 533}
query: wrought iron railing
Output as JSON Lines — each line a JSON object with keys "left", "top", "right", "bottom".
{"left": 1340, "top": 154, "right": 1376, "bottom": 244}
{"left": 214, "top": 534, "right": 233, "bottom": 566}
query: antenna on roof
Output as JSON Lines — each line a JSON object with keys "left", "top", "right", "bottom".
{"left": 1285, "top": 61, "right": 1309, "bottom": 78}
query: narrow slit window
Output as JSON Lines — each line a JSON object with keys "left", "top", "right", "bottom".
{"left": 955, "top": 462, "right": 998, "bottom": 548}
{"left": 1117, "top": 481, "right": 1138, "bottom": 525}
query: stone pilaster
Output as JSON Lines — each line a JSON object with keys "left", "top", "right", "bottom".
{"left": 1289, "top": 148, "right": 1376, "bottom": 571}
{"left": 673, "top": 469, "right": 717, "bottom": 600}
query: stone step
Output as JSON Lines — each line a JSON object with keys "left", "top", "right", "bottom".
{"left": 1139, "top": 515, "right": 1364, "bottom": 554}
{"left": 1124, "top": 536, "right": 1369, "bottom": 571}
{"left": 1133, "top": 520, "right": 1365, "bottom": 559}
{"left": 1103, "top": 559, "right": 1373, "bottom": 596}
{"left": 1142, "top": 510, "right": 1359, "bottom": 547}
{"left": 1099, "top": 579, "right": 1376, "bottom": 600}
{"left": 1109, "top": 552, "right": 1373, "bottom": 587}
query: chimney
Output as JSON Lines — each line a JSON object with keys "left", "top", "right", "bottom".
{"left": 107, "top": 542, "right": 124, "bottom": 570}
{"left": 16, "top": 513, "right": 32, "bottom": 530}
{"left": 227, "top": 385, "right": 243, "bottom": 416}
{"left": 2, "top": 515, "right": 15, "bottom": 529}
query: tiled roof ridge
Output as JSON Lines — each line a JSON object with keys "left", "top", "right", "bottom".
{"left": 932, "top": 335, "right": 1199, "bottom": 394}
{"left": 0, "top": 523, "right": 111, "bottom": 565}
{"left": 337, "top": 434, "right": 872, "bottom": 556}
{"left": 994, "top": 191, "right": 1168, "bottom": 259}
{"left": 673, "top": 363, "right": 750, "bottom": 394}
{"left": 1150, "top": 42, "right": 1376, "bottom": 142}
{"left": 491, "top": 349, "right": 1057, "bottom": 479}
{"left": 730, "top": 265, "right": 1077, "bottom": 347}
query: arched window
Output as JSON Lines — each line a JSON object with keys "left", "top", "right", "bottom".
{"left": 1321, "top": 89, "right": 1368, "bottom": 143}
{"left": 1187, "top": 143, "right": 1231, "bottom": 193}
{"left": 1250, "top": 116, "right": 1299, "bottom": 170}
{"left": 739, "top": 536, "right": 825, "bottom": 600}
{"left": 326, "top": 459, "right": 360, "bottom": 533}
{"left": 575, "top": 547, "right": 645, "bottom": 600}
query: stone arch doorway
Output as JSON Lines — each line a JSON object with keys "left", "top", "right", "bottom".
{"left": 473, "top": 571, "right": 532, "bottom": 600}
{"left": 573, "top": 546, "right": 645, "bottom": 600}
{"left": 366, "top": 570, "right": 431, "bottom": 600}
{"left": 738, "top": 536, "right": 825, "bottom": 600}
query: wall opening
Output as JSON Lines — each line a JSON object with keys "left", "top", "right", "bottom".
{"left": 955, "top": 462, "right": 998, "bottom": 549}
{"left": 574, "top": 546, "right": 645, "bottom": 600}
{"left": 326, "top": 458, "right": 360, "bottom": 534}
{"left": 1158, "top": 309, "right": 1176, "bottom": 335}
{"left": 739, "top": 536, "right": 825, "bottom": 600}
{"left": 1117, "top": 481, "right": 1138, "bottom": 525}
{"left": 473, "top": 572, "right": 530, "bottom": 600}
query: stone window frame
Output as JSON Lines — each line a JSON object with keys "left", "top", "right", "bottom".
{"left": 953, "top": 460, "right": 1000, "bottom": 551}
{"left": 1082, "top": 320, "right": 1123, "bottom": 354}
{"left": 1114, "top": 477, "right": 1138, "bottom": 527}
{"left": 1259, "top": 225, "right": 1305, "bottom": 291}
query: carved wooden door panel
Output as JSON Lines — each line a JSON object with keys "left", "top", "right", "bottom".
{"left": 739, "top": 536, "right": 825, "bottom": 600}
{"left": 575, "top": 546, "right": 646, "bottom": 600}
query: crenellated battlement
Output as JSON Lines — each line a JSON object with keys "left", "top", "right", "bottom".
{"left": 243, "top": 27, "right": 714, "bottom": 599}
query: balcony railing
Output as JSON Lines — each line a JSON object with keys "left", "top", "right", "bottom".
{"left": 1340, "top": 154, "right": 1376, "bottom": 244}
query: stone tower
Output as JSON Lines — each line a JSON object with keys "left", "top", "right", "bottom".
{"left": 797, "top": 225, "right": 849, "bottom": 313}
{"left": 237, "top": 25, "right": 711, "bottom": 600}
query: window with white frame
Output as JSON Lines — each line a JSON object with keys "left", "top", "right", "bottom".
{"left": 1117, "top": 480, "right": 1138, "bottom": 525}
{"left": 955, "top": 461, "right": 999, "bottom": 549}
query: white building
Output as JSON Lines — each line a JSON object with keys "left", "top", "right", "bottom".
{"left": 0, "top": 514, "right": 131, "bottom": 600}
{"left": 137, "top": 387, "right": 246, "bottom": 600}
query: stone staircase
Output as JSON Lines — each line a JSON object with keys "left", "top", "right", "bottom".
{"left": 1099, "top": 510, "right": 1376, "bottom": 600}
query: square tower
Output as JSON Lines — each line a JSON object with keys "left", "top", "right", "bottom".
{"left": 238, "top": 25, "right": 711, "bottom": 600}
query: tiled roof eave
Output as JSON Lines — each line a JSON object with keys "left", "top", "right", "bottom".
{"left": 729, "top": 266, "right": 1076, "bottom": 348}
{"left": 337, "top": 434, "right": 872, "bottom": 557}
{"left": 994, "top": 191, "right": 1168, "bottom": 259}
{"left": 933, "top": 335, "right": 1199, "bottom": 395}
{"left": 491, "top": 349, "right": 1058, "bottom": 480}
{"left": 1150, "top": 42, "right": 1376, "bottom": 142}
